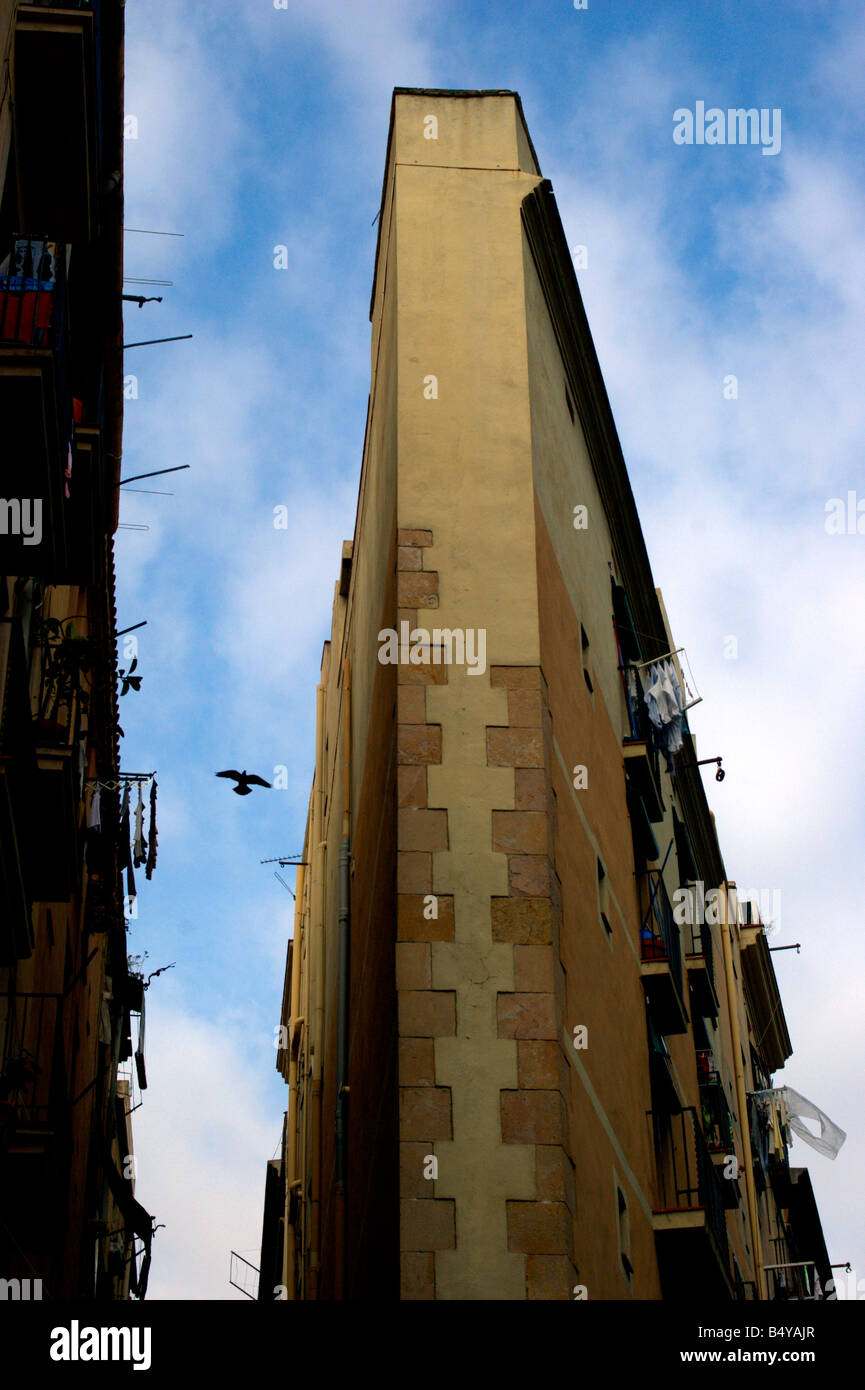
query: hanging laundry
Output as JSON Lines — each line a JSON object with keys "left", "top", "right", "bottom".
{"left": 145, "top": 778, "right": 158, "bottom": 880}
{"left": 782, "top": 1086, "right": 846, "bottom": 1160}
{"left": 86, "top": 785, "right": 102, "bottom": 831}
{"left": 133, "top": 780, "right": 147, "bottom": 868}
{"left": 665, "top": 659, "right": 684, "bottom": 715}
{"left": 645, "top": 659, "right": 684, "bottom": 771}
{"left": 119, "top": 783, "right": 132, "bottom": 871}
{"left": 767, "top": 1091, "right": 786, "bottom": 1160}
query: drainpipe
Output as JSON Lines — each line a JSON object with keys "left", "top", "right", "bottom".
{"left": 334, "top": 659, "right": 351, "bottom": 1299}
{"left": 309, "top": 685, "right": 326, "bottom": 1298}
{"left": 719, "top": 882, "right": 767, "bottom": 1301}
{"left": 283, "top": 861, "right": 305, "bottom": 1299}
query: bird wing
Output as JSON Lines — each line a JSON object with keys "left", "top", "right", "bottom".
{"left": 246, "top": 774, "right": 272, "bottom": 788}
{"left": 216, "top": 770, "right": 242, "bottom": 780}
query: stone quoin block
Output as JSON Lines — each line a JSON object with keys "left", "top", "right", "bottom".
{"left": 397, "top": 545, "right": 423, "bottom": 571}
{"left": 400, "top": 1251, "right": 436, "bottom": 1300}
{"left": 398, "top": 894, "right": 455, "bottom": 942}
{"left": 526, "top": 1254, "right": 573, "bottom": 1300}
{"left": 492, "top": 811, "right": 548, "bottom": 855}
{"left": 496, "top": 992, "right": 557, "bottom": 1040}
{"left": 397, "top": 852, "right": 432, "bottom": 894}
{"left": 486, "top": 727, "right": 544, "bottom": 768}
{"left": 398, "top": 1037, "right": 436, "bottom": 1087}
{"left": 398, "top": 686, "right": 427, "bottom": 724}
{"left": 508, "top": 855, "right": 553, "bottom": 897}
{"left": 514, "top": 769, "right": 548, "bottom": 811}
{"left": 397, "top": 764, "right": 428, "bottom": 809}
{"left": 516, "top": 1039, "right": 560, "bottom": 1089}
{"left": 398, "top": 990, "right": 457, "bottom": 1038}
{"left": 398, "top": 724, "right": 443, "bottom": 764}
{"left": 397, "top": 570, "right": 439, "bottom": 609}
{"left": 507, "top": 689, "right": 544, "bottom": 727}
{"left": 500, "top": 1089, "right": 563, "bottom": 1144}
{"left": 399, "top": 807, "right": 449, "bottom": 852}
{"left": 506, "top": 1200, "right": 570, "bottom": 1254}
{"left": 490, "top": 667, "right": 542, "bottom": 690}
{"left": 396, "top": 942, "right": 432, "bottom": 991}
{"left": 399, "top": 1087, "right": 453, "bottom": 1141}
{"left": 397, "top": 528, "right": 434, "bottom": 548}
{"left": 490, "top": 897, "right": 555, "bottom": 944}
{"left": 513, "top": 945, "right": 556, "bottom": 993}
{"left": 400, "top": 1198, "right": 456, "bottom": 1251}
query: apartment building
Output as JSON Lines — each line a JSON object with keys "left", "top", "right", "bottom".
{"left": 264, "top": 88, "right": 832, "bottom": 1301}
{"left": 0, "top": 0, "right": 153, "bottom": 1299}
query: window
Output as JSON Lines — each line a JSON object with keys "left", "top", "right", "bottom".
{"left": 581, "top": 624, "right": 594, "bottom": 695}
{"left": 598, "top": 859, "right": 612, "bottom": 938}
{"left": 616, "top": 1183, "right": 633, "bottom": 1286}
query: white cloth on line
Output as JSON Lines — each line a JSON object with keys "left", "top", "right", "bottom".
{"left": 782, "top": 1086, "right": 846, "bottom": 1160}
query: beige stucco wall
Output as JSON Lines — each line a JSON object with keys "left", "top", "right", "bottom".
{"left": 393, "top": 92, "right": 545, "bottom": 1298}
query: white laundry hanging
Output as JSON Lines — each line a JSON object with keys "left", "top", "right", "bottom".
{"left": 782, "top": 1087, "right": 846, "bottom": 1160}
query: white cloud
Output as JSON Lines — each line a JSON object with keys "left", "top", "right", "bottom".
{"left": 131, "top": 988, "right": 286, "bottom": 1300}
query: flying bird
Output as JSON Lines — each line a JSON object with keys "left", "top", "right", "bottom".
{"left": 215, "top": 769, "right": 272, "bottom": 796}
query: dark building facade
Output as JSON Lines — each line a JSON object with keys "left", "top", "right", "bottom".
{"left": 0, "top": 0, "right": 153, "bottom": 1300}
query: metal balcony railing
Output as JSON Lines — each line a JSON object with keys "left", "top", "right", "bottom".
{"left": 652, "top": 1105, "right": 730, "bottom": 1271}
{"left": 748, "top": 1092, "right": 771, "bottom": 1181}
{"left": 0, "top": 237, "right": 73, "bottom": 458}
{"left": 0, "top": 991, "right": 64, "bottom": 1130}
{"left": 641, "top": 869, "right": 684, "bottom": 1000}
{"left": 687, "top": 916, "right": 716, "bottom": 991}
{"left": 623, "top": 663, "right": 664, "bottom": 787}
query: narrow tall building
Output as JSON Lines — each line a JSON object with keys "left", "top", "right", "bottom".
{"left": 265, "top": 89, "right": 833, "bottom": 1301}
{"left": 0, "top": 0, "right": 154, "bottom": 1299}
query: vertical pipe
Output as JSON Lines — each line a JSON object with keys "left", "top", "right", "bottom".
{"left": 334, "top": 659, "right": 351, "bottom": 1298}
{"left": 719, "top": 882, "right": 767, "bottom": 1301}
{"left": 283, "top": 862, "right": 305, "bottom": 1299}
{"left": 309, "top": 684, "right": 326, "bottom": 1297}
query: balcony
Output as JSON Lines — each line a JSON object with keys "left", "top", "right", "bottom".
{"left": 740, "top": 925, "right": 792, "bottom": 1073}
{"left": 685, "top": 918, "right": 719, "bottom": 1020}
{"left": 0, "top": 991, "right": 65, "bottom": 1156}
{"left": 0, "top": 617, "right": 36, "bottom": 963}
{"left": 650, "top": 1106, "right": 733, "bottom": 1299}
{"left": 0, "top": 238, "right": 73, "bottom": 578}
{"left": 623, "top": 665, "right": 664, "bottom": 823}
{"left": 59, "top": 426, "right": 106, "bottom": 586}
{"left": 14, "top": 3, "right": 99, "bottom": 243}
{"left": 640, "top": 870, "right": 688, "bottom": 1034}
{"left": 696, "top": 1050, "right": 741, "bottom": 1209}
{"left": 748, "top": 1092, "right": 771, "bottom": 1192}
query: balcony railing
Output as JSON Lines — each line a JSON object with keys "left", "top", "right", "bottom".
{"left": 641, "top": 870, "right": 684, "bottom": 996}
{"left": 687, "top": 918, "right": 716, "bottom": 989}
{"left": 653, "top": 1105, "right": 730, "bottom": 1272}
{"left": 623, "top": 663, "right": 663, "bottom": 788}
{"left": 748, "top": 1092, "right": 771, "bottom": 1186}
{"left": 0, "top": 991, "right": 64, "bottom": 1131}
{"left": 0, "top": 238, "right": 73, "bottom": 576}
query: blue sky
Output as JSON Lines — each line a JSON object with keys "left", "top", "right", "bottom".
{"left": 117, "top": 0, "right": 865, "bottom": 1299}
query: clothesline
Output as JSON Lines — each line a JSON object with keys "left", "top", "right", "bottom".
{"left": 627, "top": 646, "right": 684, "bottom": 674}
{"left": 86, "top": 771, "right": 156, "bottom": 791}
{"left": 84, "top": 775, "right": 158, "bottom": 891}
